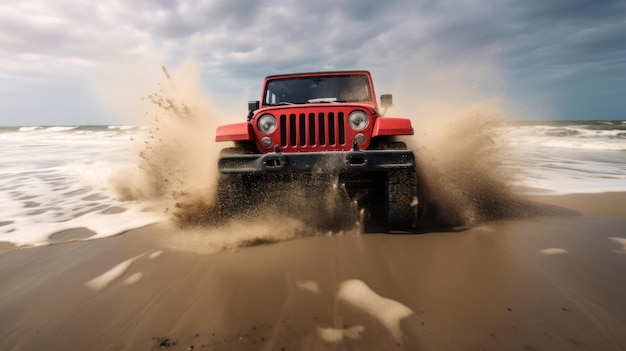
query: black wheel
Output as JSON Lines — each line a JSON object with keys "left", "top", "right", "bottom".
{"left": 386, "top": 169, "right": 419, "bottom": 229}
{"left": 296, "top": 176, "right": 358, "bottom": 231}
{"left": 217, "top": 174, "right": 248, "bottom": 218}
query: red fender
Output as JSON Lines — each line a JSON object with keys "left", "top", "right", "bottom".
{"left": 215, "top": 122, "right": 253, "bottom": 142}
{"left": 372, "top": 117, "right": 413, "bottom": 137}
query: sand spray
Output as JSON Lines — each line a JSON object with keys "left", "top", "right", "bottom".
{"left": 408, "top": 105, "right": 522, "bottom": 226}
{"left": 111, "top": 62, "right": 221, "bottom": 205}
{"left": 107, "top": 60, "right": 543, "bottom": 251}
{"left": 386, "top": 61, "right": 544, "bottom": 226}
{"left": 106, "top": 61, "right": 359, "bottom": 251}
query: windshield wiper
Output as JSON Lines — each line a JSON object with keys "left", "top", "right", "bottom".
{"left": 307, "top": 98, "right": 337, "bottom": 103}
{"left": 267, "top": 102, "right": 294, "bottom": 106}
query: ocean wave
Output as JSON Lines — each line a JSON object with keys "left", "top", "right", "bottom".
{"left": 107, "top": 125, "right": 137, "bottom": 130}
{"left": 18, "top": 126, "right": 41, "bottom": 132}
{"left": 2, "top": 125, "right": 143, "bottom": 144}
{"left": 538, "top": 139, "right": 626, "bottom": 151}
{"left": 543, "top": 128, "right": 579, "bottom": 137}
{"left": 503, "top": 121, "right": 626, "bottom": 151}
{"left": 46, "top": 126, "right": 79, "bottom": 132}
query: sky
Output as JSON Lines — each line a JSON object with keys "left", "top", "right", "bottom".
{"left": 0, "top": 0, "right": 625, "bottom": 126}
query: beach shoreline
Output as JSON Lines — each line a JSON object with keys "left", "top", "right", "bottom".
{"left": 1, "top": 192, "right": 625, "bottom": 350}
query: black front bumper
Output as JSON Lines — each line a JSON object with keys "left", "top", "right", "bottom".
{"left": 218, "top": 150, "right": 415, "bottom": 174}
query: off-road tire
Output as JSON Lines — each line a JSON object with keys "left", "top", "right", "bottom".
{"left": 217, "top": 174, "right": 249, "bottom": 219}
{"left": 386, "top": 169, "right": 419, "bottom": 229}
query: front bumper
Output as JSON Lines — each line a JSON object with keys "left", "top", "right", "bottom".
{"left": 218, "top": 150, "right": 415, "bottom": 174}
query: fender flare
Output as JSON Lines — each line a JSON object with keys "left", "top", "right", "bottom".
{"left": 215, "top": 122, "right": 254, "bottom": 142}
{"left": 372, "top": 117, "right": 413, "bottom": 137}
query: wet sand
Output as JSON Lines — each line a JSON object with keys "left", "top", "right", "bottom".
{"left": 1, "top": 193, "right": 625, "bottom": 350}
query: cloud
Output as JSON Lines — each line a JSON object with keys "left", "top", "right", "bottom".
{"left": 0, "top": 0, "right": 624, "bottom": 125}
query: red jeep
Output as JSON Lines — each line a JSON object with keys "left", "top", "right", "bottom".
{"left": 215, "top": 70, "right": 422, "bottom": 230}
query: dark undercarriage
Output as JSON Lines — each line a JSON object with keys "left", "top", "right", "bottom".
{"left": 218, "top": 149, "right": 415, "bottom": 174}
{"left": 216, "top": 148, "right": 422, "bottom": 232}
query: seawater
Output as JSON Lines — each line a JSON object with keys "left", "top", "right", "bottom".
{"left": 0, "top": 121, "right": 625, "bottom": 247}
{"left": 0, "top": 126, "right": 164, "bottom": 246}
{"left": 502, "top": 120, "right": 626, "bottom": 194}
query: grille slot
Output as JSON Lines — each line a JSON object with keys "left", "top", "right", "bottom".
{"left": 279, "top": 112, "right": 345, "bottom": 148}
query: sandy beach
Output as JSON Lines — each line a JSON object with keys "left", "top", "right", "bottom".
{"left": 1, "top": 192, "right": 625, "bottom": 350}
{"left": 2, "top": 0, "right": 625, "bottom": 349}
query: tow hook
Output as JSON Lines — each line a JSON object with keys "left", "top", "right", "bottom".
{"left": 352, "top": 141, "right": 359, "bottom": 151}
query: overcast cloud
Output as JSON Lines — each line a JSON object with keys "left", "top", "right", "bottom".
{"left": 0, "top": 0, "right": 624, "bottom": 125}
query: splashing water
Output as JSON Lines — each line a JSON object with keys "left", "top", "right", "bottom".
{"left": 111, "top": 62, "right": 222, "bottom": 211}
{"left": 110, "top": 62, "right": 361, "bottom": 246}
{"left": 114, "top": 64, "right": 559, "bottom": 239}
{"left": 407, "top": 104, "right": 566, "bottom": 226}
{"left": 0, "top": 63, "right": 602, "bottom": 249}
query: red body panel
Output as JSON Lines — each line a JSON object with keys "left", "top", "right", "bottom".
{"left": 372, "top": 117, "right": 414, "bottom": 137}
{"left": 215, "top": 70, "right": 414, "bottom": 153}
{"left": 215, "top": 122, "right": 252, "bottom": 142}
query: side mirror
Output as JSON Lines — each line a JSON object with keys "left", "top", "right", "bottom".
{"left": 248, "top": 100, "right": 260, "bottom": 112}
{"left": 380, "top": 94, "right": 393, "bottom": 109}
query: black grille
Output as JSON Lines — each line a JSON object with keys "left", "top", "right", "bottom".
{"left": 280, "top": 112, "right": 346, "bottom": 147}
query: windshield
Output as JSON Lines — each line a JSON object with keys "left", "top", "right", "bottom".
{"left": 264, "top": 74, "right": 372, "bottom": 105}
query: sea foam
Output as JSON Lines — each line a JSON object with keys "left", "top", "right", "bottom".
{"left": 0, "top": 126, "right": 164, "bottom": 247}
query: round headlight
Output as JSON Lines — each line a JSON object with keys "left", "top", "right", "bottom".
{"left": 257, "top": 114, "right": 277, "bottom": 134}
{"left": 348, "top": 110, "right": 369, "bottom": 131}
